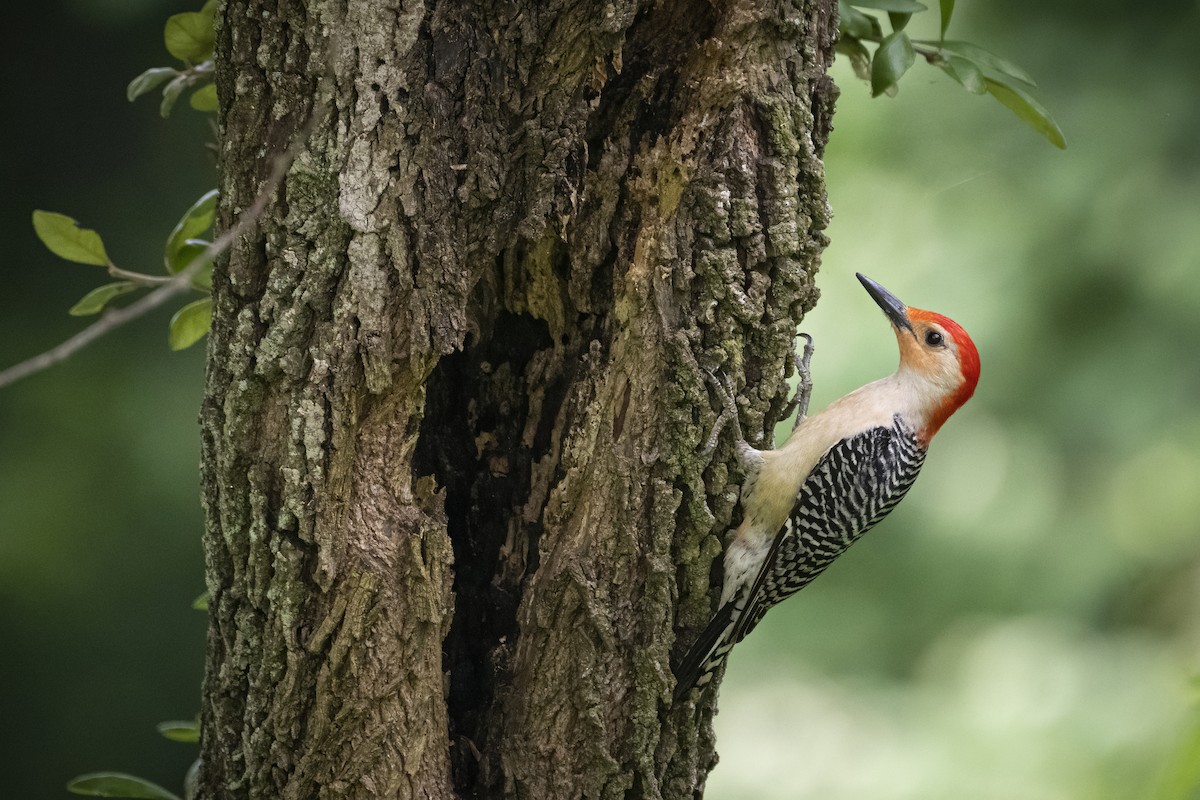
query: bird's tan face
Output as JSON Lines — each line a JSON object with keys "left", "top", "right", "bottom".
{"left": 893, "top": 307, "right": 979, "bottom": 438}
{"left": 894, "top": 310, "right": 966, "bottom": 394}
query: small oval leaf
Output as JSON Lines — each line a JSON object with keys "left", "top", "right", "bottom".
{"left": 168, "top": 298, "right": 213, "bottom": 351}
{"left": 190, "top": 263, "right": 214, "bottom": 292}
{"left": 188, "top": 83, "right": 218, "bottom": 112}
{"left": 888, "top": 11, "right": 912, "bottom": 31}
{"left": 166, "top": 191, "right": 219, "bottom": 273}
{"left": 67, "top": 772, "right": 181, "bottom": 800}
{"left": 171, "top": 240, "right": 210, "bottom": 275}
{"left": 984, "top": 78, "right": 1066, "bottom": 149}
{"left": 941, "top": 56, "right": 986, "bottom": 94}
{"left": 871, "top": 31, "right": 916, "bottom": 97}
{"left": 32, "top": 211, "right": 109, "bottom": 266}
{"left": 164, "top": 11, "right": 215, "bottom": 64}
{"left": 127, "top": 68, "right": 180, "bottom": 103}
{"left": 192, "top": 592, "right": 209, "bottom": 611}
{"left": 849, "top": 0, "right": 926, "bottom": 11}
{"left": 838, "top": 0, "right": 883, "bottom": 39}
{"left": 157, "top": 720, "right": 200, "bottom": 743}
{"left": 69, "top": 282, "right": 139, "bottom": 316}
{"left": 925, "top": 39, "right": 1037, "bottom": 85}
{"left": 183, "top": 759, "right": 200, "bottom": 800}
{"left": 939, "top": 0, "right": 955, "bottom": 37}
{"left": 836, "top": 38, "right": 873, "bottom": 82}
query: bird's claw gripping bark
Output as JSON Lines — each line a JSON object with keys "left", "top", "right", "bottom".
{"left": 698, "top": 369, "right": 747, "bottom": 461}
{"left": 780, "top": 333, "right": 814, "bottom": 433}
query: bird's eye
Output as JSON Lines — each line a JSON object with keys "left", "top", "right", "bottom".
{"left": 925, "top": 330, "right": 944, "bottom": 347}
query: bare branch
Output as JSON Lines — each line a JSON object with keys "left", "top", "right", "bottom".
{"left": 0, "top": 101, "right": 327, "bottom": 392}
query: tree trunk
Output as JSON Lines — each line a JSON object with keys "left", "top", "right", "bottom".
{"left": 198, "top": 0, "right": 837, "bottom": 797}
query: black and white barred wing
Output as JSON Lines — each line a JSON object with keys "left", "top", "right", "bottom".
{"left": 672, "top": 417, "right": 926, "bottom": 700}
{"left": 729, "top": 416, "right": 926, "bottom": 645}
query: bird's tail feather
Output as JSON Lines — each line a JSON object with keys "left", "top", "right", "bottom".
{"left": 672, "top": 601, "right": 737, "bottom": 703}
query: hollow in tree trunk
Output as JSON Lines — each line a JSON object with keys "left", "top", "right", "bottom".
{"left": 198, "top": 0, "right": 838, "bottom": 797}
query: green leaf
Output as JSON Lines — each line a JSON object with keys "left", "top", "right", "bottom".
{"left": 69, "top": 282, "right": 139, "bottom": 316}
{"left": 159, "top": 74, "right": 190, "bottom": 118}
{"left": 192, "top": 591, "right": 209, "bottom": 611}
{"left": 888, "top": 11, "right": 912, "bottom": 31}
{"left": 940, "top": 56, "right": 986, "bottom": 94}
{"left": 157, "top": 720, "right": 200, "bottom": 743}
{"left": 189, "top": 259, "right": 214, "bottom": 292}
{"left": 183, "top": 760, "right": 200, "bottom": 800}
{"left": 836, "top": 37, "right": 873, "bottom": 82}
{"left": 838, "top": 0, "right": 883, "bottom": 39}
{"left": 32, "top": 211, "right": 109, "bottom": 266}
{"left": 189, "top": 82, "right": 218, "bottom": 112}
{"left": 172, "top": 240, "right": 211, "bottom": 277}
{"left": 168, "top": 299, "right": 213, "bottom": 351}
{"left": 925, "top": 39, "right": 1037, "bottom": 85}
{"left": 871, "top": 31, "right": 915, "bottom": 97}
{"left": 166, "top": 190, "right": 219, "bottom": 273}
{"left": 163, "top": 10, "right": 215, "bottom": 64}
{"left": 849, "top": 0, "right": 926, "bottom": 11}
{"left": 984, "top": 78, "right": 1066, "bottom": 149}
{"left": 67, "top": 772, "right": 181, "bottom": 800}
{"left": 939, "top": 0, "right": 955, "bottom": 37}
{"left": 126, "top": 68, "right": 179, "bottom": 102}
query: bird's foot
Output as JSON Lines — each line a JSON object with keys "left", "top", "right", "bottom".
{"left": 780, "top": 333, "right": 814, "bottom": 433}
{"left": 698, "top": 369, "right": 749, "bottom": 462}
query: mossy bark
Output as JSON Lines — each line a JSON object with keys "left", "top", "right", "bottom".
{"left": 198, "top": 0, "right": 837, "bottom": 797}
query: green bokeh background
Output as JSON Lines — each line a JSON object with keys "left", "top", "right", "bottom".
{"left": 710, "top": 2, "right": 1200, "bottom": 798}
{"left": 1, "top": 2, "right": 1198, "bottom": 798}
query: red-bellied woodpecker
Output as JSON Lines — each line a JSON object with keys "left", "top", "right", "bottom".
{"left": 673, "top": 273, "right": 980, "bottom": 702}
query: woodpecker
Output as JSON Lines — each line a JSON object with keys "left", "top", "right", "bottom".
{"left": 673, "top": 273, "right": 980, "bottom": 702}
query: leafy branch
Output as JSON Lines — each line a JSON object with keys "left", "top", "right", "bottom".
{"left": 127, "top": 0, "right": 218, "bottom": 117}
{"left": 2, "top": 145, "right": 291, "bottom": 392}
{"left": 0, "top": 2, "right": 222, "bottom": 393}
{"left": 30, "top": 194, "right": 217, "bottom": 350}
{"left": 836, "top": 0, "right": 1066, "bottom": 148}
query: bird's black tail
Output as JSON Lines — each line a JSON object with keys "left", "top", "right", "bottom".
{"left": 672, "top": 601, "right": 737, "bottom": 703}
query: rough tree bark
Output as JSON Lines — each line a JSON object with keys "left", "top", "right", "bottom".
{"left": 198, "top": 0, "right": 837, "bottom": 797}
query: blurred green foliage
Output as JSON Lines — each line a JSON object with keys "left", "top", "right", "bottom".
{"left": 709, "top": 2, "right": 1200, "bottom": 798}
{"left": 2, "top": 1, "right": 1198, "bottom": 799}
{"left": 0, "top": 2, "right": 209, "bottom": 797}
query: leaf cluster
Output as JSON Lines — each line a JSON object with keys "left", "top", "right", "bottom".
{"left": 32, "top": 194, "right": 215, "bottom": 352}
{"left": 126, "top": 0, "right": 217, "bottom": 117}
{"left": 836, "top": 0, "right": 1066, "bottom": 148}
{"left": 32, "top": 0, "right": 219, "bottom": 352}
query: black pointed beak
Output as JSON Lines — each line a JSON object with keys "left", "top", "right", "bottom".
{"left": 856, "top": 273, "right": 912, "bottom": 332}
